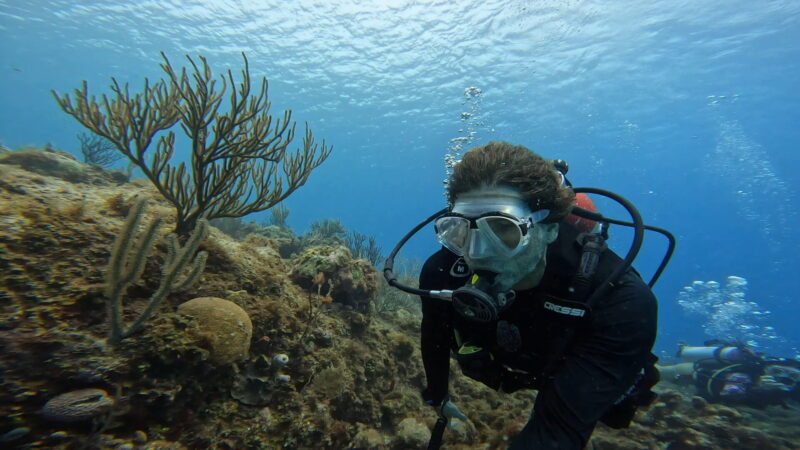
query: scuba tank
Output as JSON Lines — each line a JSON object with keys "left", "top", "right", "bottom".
{"left": 678, "top": 345, "right": 753, "bottom": 363}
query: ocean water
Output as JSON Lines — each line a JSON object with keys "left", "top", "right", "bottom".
{"left": 1, "top": 0, "right": 798, "bottom": 362}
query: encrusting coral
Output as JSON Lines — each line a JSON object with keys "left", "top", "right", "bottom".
{"left": 1, "top": 149, "right": 799, "bottom": 449}
{"left": 290, "top": 245, "right": 379, "bottom": 314}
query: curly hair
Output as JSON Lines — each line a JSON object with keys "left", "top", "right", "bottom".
{"left": 446, "top": 142, "right": 575, "bottom": 222}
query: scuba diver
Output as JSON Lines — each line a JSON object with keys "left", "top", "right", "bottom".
{"left": 658, "top": 341, "right": 800, "bottom": 408}
{"left": 383, "top": 142, "right": 676, "bottom": 449}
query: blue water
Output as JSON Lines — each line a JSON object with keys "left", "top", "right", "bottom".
{"left": 2, "top": 0, "right": 799, "bottom": 358}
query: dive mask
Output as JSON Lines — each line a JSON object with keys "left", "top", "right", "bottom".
{"left": 435, "top": 187, "right": 552, "bottom": 322}
{"left": 765, "top": 365, "right": 800, "bottom": 384}
{"left": 434, "top": 188, "right": 550, "bottom": 259}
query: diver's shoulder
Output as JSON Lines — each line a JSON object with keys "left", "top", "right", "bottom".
{"left": 422, "top": 247, "right": 460, "bottom": 271}
{"left": 601, "top": 268, "right": 658, "bottom": 308}
{"left": 420, "top": 248, "right": 465, "bottom": 287}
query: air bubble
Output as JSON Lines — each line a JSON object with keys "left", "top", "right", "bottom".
{"left": 677, "top": 276, "right": 782, "bottom": 350}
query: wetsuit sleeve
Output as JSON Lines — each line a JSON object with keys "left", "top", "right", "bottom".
{"left": 419, "top": 252, "right": 454, "bottom": 406}
{"left": 510, "top": 270, "right": 658, "bottom": 449}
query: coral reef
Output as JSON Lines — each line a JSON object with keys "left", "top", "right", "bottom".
{"left": 0, "top": 148, "right": 798, "bottom": 449}
{"left": 587, "top": 381, "right": 800, "bottom": 450}
{"left": 0, "top": 146, "right": 127, "bottom": 185}
{"left": 345, "top": 230, "right": 383, "bottom": 266}
{"left": 289, "top": 245, "right": 379, "bottom": 314}
{"left": 268, "top": 203, "right": 291, "bottom": 230}
{"left": 77, "top": 132, "right": 122, "bottom": 168}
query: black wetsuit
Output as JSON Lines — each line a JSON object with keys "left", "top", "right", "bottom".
{"left": 420, "top": 224, "right": 658, "bottom": 449}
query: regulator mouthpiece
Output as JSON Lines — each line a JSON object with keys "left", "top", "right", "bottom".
{"left": 452, "top": 272, "right": 516, "bottom": 322}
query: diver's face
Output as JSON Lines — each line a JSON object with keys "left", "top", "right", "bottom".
{"left": 448, "top": 186, "right": 559, "bottom": 290}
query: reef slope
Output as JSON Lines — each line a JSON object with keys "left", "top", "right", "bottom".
{"left": 1, "top": 150, "right": 798, "bottom": 449}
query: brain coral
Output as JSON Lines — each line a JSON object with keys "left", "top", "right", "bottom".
{"left": 177, "top": 297, "right": 253, "bottom": 365}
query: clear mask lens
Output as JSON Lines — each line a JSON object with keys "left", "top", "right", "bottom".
{"left": 435, "top": 213, "right": 531, "bottom": 256}
{"left": 435, "top": 216, "right": 470, "bottom": 254}
{"left": 479, "top": 216, "right": 523, "bottom": 249}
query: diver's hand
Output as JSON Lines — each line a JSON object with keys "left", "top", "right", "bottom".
{"left": 439, "top": 399, "right": 468, "bottom": 429}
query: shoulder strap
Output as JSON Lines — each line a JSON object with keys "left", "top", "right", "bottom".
{"left": 568, "top": 231, "right": 608, "bottom": 302}
{"left": 544, "top": 223, "right": 623, "bottom": 302}
{"left": 538, "top": 226, "right": 612, "bottom": 380}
